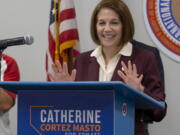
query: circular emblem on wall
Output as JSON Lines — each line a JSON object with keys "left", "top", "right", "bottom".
{"left": 144, "top": 0, "right": 180, "bottom": 62}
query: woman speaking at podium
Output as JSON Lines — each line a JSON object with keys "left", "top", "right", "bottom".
{"left": 49, "top": 0, "right": 167, "bottom": 134}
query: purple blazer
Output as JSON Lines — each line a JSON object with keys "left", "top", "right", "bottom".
{"left": 73, "top": 40, "right": 167, "bottom": 135}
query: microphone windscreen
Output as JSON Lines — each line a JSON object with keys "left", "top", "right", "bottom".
{"left": 24, "top": 35, "right": 34, "bottom": 45}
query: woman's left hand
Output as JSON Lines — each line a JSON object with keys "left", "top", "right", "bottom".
{"left": 117, "top": 60, "right": 144, "bottom": 92}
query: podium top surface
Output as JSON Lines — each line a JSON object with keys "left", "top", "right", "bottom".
{"left": 0, "top": 81, "right": 165, "bottom": 109}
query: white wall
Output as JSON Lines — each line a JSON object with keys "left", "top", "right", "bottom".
{"left": 0, "top": 0, "right": 179, "bottom": 135}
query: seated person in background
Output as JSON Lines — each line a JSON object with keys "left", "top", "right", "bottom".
{"left": 49, "top": 0, "right": 167, "bottom": 134}
{"left": 0, "top": 53, "right": 20, "bottom": 135}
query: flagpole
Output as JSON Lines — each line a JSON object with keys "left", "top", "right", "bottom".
{"left": 54, "top": 0, "right": 60, "bottom": 62}
{"left": 67, "top": 48, "right": 73, "bottom": 73}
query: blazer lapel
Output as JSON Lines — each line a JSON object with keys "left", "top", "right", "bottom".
{"left": 86, "top": 54, "right": 132, "bottom": 81}
{"left": 87, "top": 57, "right": 99, "bottom": 81}
{"left": 111, "top": 55, "right": 131, "bottom": 81}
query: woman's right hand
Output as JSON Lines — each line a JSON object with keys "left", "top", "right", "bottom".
{"left": 48, "top": 61, "right": 76, "bottom": 81}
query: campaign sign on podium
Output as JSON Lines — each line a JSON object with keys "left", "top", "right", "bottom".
{"left": 19, "top": 90, "right": 113, "bottom": 135}
{"left": 0, "top": 81, "right": 165, "bottom": 135}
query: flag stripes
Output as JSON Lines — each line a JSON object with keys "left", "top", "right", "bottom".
{"left": 46, "top": 0, "right": 80, "bottom": 80}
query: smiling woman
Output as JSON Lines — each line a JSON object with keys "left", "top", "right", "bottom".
{"left": 48, "top": 0, "right": 167, "bottom": 135}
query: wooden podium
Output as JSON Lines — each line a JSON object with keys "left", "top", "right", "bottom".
{"left": 0, "top": 81, "right": 165, "bottom": 135}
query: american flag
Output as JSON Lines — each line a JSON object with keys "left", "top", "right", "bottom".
{"left": 46, "top": 0, "right": 80, "bottom": 80}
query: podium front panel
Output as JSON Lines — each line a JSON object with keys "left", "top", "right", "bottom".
{"left": 18, "top": 90, "right": 114, "bottom": 135}
{"left": 0, "top": 81, "right": 165, "bottom": 135}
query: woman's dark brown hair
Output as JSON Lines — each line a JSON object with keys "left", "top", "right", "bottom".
{"left": 90, "top": 0, "right": 134, "bottom": 46}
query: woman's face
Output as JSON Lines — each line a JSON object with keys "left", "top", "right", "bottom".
{"left": 96, "top": 8, "right": 122, "bottom": 48}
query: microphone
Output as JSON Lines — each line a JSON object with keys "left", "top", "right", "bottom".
{"left": 0, "top": 35, "right": 34, "bottom": 49}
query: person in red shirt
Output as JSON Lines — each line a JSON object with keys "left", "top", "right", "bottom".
{"left": 0, "top": 54, "right": 20, "bottom": 135}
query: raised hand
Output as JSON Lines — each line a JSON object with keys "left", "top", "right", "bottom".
{"left": 117, "top": 60, "right": 144, "bottom": 92}
{"left": 48, "top": 61, "right": 76, "bottom": 81}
